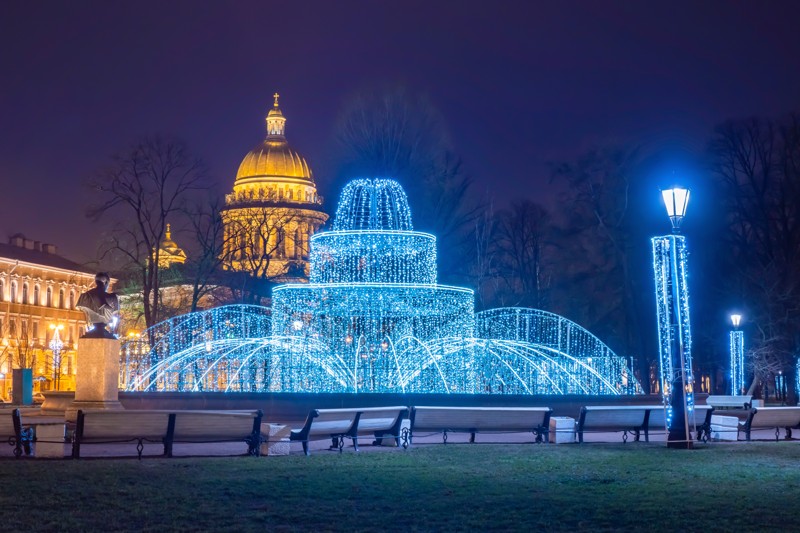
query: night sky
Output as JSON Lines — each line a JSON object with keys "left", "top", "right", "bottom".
{"left": 1, "top": 1, "right": 799, "bottom": 263}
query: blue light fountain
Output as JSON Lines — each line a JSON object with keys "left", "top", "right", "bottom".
{"left": 125, "top": 179, "right": 640, "bottom": 395}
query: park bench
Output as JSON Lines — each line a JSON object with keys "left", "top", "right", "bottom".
{"left": 576, "top": 405, "right": 654, "bottom": 443}
{"left": 645, "top": 405, "right": 714, "bottom": 442}
{"left": 706, "top": 395, "right": 752, "bottom": 410}
{"left": 740, "top": 406, "right": 800, "bottom": 441}
{"left": 1, "top": 409, "right": 32, "bottom": 457}
{"left": 289, "top": 406, "right": 408, "bottom": 455}
{"left": 407, "top": 406, "right": 552, "bottom": 445}
{"left": 72, "top": 409, "right": 263, "bottom": 459}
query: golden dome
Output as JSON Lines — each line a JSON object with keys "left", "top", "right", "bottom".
{"left": 156, "top": 223, "right": 187, "bottom": 268}
{"left": 235, "top": 140, "right": 313, "bottom": 182}
{"left": 234, "top": 93, "right": 314, "bottom": 184}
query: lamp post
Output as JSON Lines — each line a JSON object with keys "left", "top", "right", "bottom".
{"left": 48, "top": 324, "right": 64, "bottom": 391}
{"left": 729, "top": 314, "right": 745, "bottom": 396}
{"left": 652, "top": 187, "right": 694, "bottom": 449}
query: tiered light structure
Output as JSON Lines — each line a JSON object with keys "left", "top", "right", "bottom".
{"left": 126, "top": 179, "right": 641, "bottom": 395}
{"left": 652, "top": 187, "right": 694, "bottom": 449}
{"left": 729, "top": 314, "right": 745, "bottom": 396}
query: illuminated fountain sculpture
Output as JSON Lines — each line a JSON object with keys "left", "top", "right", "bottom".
{"left": 126, "top": 179, "right": 640, "bottom": 395}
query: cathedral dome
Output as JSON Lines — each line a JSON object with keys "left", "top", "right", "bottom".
{"left": 234, "top": 93, "right": 314, "bottom": 185}
{"left": 235, "top": 140, "right": 313, "bottom": 182}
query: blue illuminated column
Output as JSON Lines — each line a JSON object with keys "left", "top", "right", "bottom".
{"left": 652, "top": 187, "right": 694, "bottom": 449}
{"left": 729, "top": 314, "right": 745, "bottom": 396}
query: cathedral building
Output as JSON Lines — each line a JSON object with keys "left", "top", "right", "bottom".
{"left": 221, "top": 94, "right": 328, "bottom": 281}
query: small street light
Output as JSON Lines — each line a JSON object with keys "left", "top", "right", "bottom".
{"left": 729, "top": 314, "right": 745, "bottom": 396}
{"left": 49, "top": 324, "right": 64, "bottom": 391}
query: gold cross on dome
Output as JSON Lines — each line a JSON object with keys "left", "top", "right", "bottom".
{"left": 273, "top": 92, "right": 280, "bottom": 106}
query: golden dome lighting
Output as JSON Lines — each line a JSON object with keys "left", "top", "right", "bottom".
{"left": 221, "top": 93, "right": 328, "bottom": 283}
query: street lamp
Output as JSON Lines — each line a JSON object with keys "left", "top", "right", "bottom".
{"left": 49, "top": 324, "right": 64, "bottom": 391}
{"left": 652, "top": 186, "right": 695, "bottom": 449}
{"left": 661, "top": 188, "right": 691, "bottom": 233}
{"left": 729, "top": 314, "right": 745, "bottom": 396}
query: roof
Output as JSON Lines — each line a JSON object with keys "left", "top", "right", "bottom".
{"left": 0, "top": 242, "right": 96, "bottom": 275}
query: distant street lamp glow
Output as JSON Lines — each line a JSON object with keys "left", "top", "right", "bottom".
{"left": 661, "top": 187, "right": 690, "bottom": 232}
{"left": 730, "top": 313, "right": 745, "bottom": 395}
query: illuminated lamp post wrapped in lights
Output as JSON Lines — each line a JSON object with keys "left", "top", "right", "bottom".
{"left": 652, "top": 187, "right": 695, "bottom": 449}
{"left": 49, "top": 324, "right": 64, "bottom": 390}
{"left": 729, "top": 314, "right": 745, "bottom": 396}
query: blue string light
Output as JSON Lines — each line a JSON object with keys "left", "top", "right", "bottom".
{"left": 125, "top": 179, "right": 641, "bottom": 395}
{"left": 651, "top": 235, "right": 694, "bottom": 426}
{"left": 730, "top": 330, "right": 745, "bottom": 395}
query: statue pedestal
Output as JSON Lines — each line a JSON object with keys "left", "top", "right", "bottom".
{"left": 66, "top": 337, "right": 123, "bottom": 422}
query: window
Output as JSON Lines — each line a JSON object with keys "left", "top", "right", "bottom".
{"left": 22, "top": 283, "right": 28, "bottom": 305}
{"left": 59, "top": 288, "right": 65, "bottom": 309}
{"left": 9, "top": 319, "right": 16, "bottom": 337}
{"left": 32, "top": 322, "right": 39, "bottom": 341}
{"left": 33, "top": 285, "right": 40, "bottom": 306}
{"left": 294, "top": 228, "right": 303, "bottom": 259}
{"left": 69, "top": 290, "right": 75, "bottom": 309}
{"left": 10, "top": 281, "right": 17, "bottom": 302}
{"left": 276, "top": 228, "right": 286, "bottom": 258}
{"left": 46, "top": 287, "right": 53, "bottom": 307}
{"left": 0, "top": 279, "right": 4, "bottom": 302}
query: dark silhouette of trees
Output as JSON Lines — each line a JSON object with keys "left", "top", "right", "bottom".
{"left": 335, "top": 86, "right": 480, "bottom": 283}
{"left": 709, "top": 113, "right": 800, "bottom": 401}
{"left": 494, "top": 200, "right": 552, "bottom": 309}
{"left": 549, "top": 145, "right": 649, "bottom": 388}
{"left": 87, "top": 136, "right": 207, "bottom": 331}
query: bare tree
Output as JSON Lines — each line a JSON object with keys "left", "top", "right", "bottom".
{"left": 710, "top": 113, "right": 800, "bottom": 401}
{"left": 468, "top": 201, "right": 501, "bottom": 310}
{"left": 495, "top": 201, "right": 552, "bottom": 309}
{"left": 221, "top": 207, "right": 308, "bottom": 304}
{"left": 183, "top": 196, "right": 231, "bottom": 312}
{"left": 87, "top": 136, "right": 207, "bottom": 331}
{"left": 549, "top": 145, "right": 648, "bottom": 387}
{"left": 335, "top": 86, "right": 481, "bottom": 283}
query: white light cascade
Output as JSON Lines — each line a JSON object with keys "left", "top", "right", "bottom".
{"left": 125, "top": 179, "right": 641, "bottom": 395}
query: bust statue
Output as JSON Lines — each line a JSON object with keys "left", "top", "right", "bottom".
{"left": 77, "top": 272, "right": 120, "bottom": 339}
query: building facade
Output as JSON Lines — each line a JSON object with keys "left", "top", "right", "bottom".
{"left": 221, "top": 94, "right": 328, "bottom": 281}
{"left": 0, "top": 235, "right": 102, "bottom": 399}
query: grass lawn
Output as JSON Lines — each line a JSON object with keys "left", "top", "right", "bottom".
{"left": 2, "top": 442, "right": 799, "bottom": 531}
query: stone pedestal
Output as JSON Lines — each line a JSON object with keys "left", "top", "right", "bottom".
{"left": 380, "top": 419, "right": 411, "bottom": 447}
{"left": 710, "top": 414, "right": 739, "bottom": 441}
{"left": 66, "top": 338, "right": 123, "bottom": 422}
{"left": 34, "top": 423, "right": 66, "bottom": 458}
{"left": 260, "top": 423, "right": 291, "bottom": 456}
{"left": 549, "top": 416, "right": 576, "bottom": 444}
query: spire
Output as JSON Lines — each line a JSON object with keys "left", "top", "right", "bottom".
{"left": 165, "top": 223, "right": 172, "bottom": 241}
{"left": 266, "top": 91, "right": 286, "bottom": 137}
